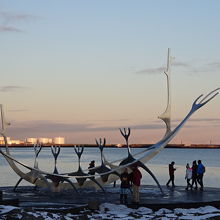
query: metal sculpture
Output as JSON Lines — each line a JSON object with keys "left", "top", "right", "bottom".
{"left": 66, "top": 145, "right": 105, "bottom": 191}
{"left": 92, "top": 138, "right": 119, "bottom": 183}
{"left": 13, "top": 142, "right": 46, "bottom": 191}
{"left": 159, "top": 48, "right": 172, "bottom": 136}
{"left": 119, "top": 127, "right": 163, "bottom": 193}
{"left": 0, "top": 49, "right": 219, "bottom": 193}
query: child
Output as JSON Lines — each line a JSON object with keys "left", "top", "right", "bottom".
{"left": 185, "top": 163, "right": 192, "bottom": 190}
{"left": 120, "top": 168, "right": 131, "bottom": 204}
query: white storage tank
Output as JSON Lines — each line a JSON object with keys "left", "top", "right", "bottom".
{"left": 11, "top": 140, "right": 21, "bottom": 144}
{"left": 48, "top": 138, "right": 53, "bottom": 144}
{"left": 38, "top": 138, "right": 50, "bottom": 144}
{"left": 26, "top": 138, "right": 38, "bottom": 144}
{"left": 53, "top": 137, "right": 65, "bottom": 145}
{"left": 0, "top": 137, "right": 10, "bottom": 145}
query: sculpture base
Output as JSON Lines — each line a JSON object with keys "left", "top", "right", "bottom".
{"left": 1, "top": 185, "right": 220, "bottom": 210}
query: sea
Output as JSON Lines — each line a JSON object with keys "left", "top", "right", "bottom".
{"left": 0, "top": 147, "right": 220, "bottom": 188}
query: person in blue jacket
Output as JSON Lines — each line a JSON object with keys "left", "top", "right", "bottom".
{"left": 197, "top": 160, "right": 205, "bottom": 191}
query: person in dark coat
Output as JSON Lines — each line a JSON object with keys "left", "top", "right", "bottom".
{"left": 88, "top": 160, "right": 95, "bottom": 175}
{"left": 166, "top": 161, "right": 176, "bottom": 187}
{"left": 120, "top": 168, "right": 131, "bottom": 204}
{"left": 191, "top": 160, "right": 198, "bottom": 190}
{"left": 131, "top": 165, "right": 142, "bottom": 204}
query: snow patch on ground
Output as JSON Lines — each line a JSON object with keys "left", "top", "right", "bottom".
{"left": 136, "top": 206, "right": 153, "bottom": 215}
{"left": 174, "top": 205, "right": 220, "bottom": 215}
{"left": 0, "top": 205, "right": 20, "bottom": 215}
{"left": 1, "top": 203, "right": 220, "bottom": 219}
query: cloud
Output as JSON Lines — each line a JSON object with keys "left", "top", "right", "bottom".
{"left": 0, "top": 26, "right": 23, "bottom": 32}
{"left": 175, "top": 60, "right": 220, "bottom": 73}
{"left": 207, "top": 62, "right": 220, "bottom": 70}
{"left": 172, "top": 118, "right": 220, "bottom": 126}
{"left": 0, "top": 86, "right": 27, "bottom": 92}
{"left": 172, "top": 61, "right": 190, "bottom": 68}
{"left": 134, "top": 59, "right": 220, "bottom": 75}
{"left": 7, "top": 120, "right": 164, "bottom": 135}
{"left": 7, "top": 117, "right": 220, "bottom": 139}
{"left": 8, "top": 120, "right": 93, "bottom": 134}
{"left": 136, "top": 67, "right": 164, "bottom": 75}
{"left": 88, "top": 118, "right": 128, "bottom": 123}
{"left": 135, "top": 61, "right": 191, "bottom": 75}
{"left": 186, "top": 62, "right": 220, "bottom": 74}
{"left": 0, "top": 11, "right": 33, "bottom": 21}
{"left": 0, "top": 11, "right": 37, "bottom": 33}
{"left": 189, "top": 118, "right": 220, "bottom": 123}
{"left": 8, "top": 109, "right": 28, "bottom": 112}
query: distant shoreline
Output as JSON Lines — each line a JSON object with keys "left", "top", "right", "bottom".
{"left": 1, "top": 144, "right": 220, "bottom": 149}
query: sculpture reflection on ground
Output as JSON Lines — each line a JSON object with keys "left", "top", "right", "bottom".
{"left": 0, "top": 49, "right": 219, "bottom": 193}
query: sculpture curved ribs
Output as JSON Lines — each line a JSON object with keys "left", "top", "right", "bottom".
{"left": 1, "top": 87, "right": 218, "bottom": 192}
{"left": 14, "top": 142, "right": 44, "bottom": 191}
{"left": 0, "top": 50, "right": 219, "bottom": 193}
{"left": 93, "top": 138, "right": 120, "bottom": 182}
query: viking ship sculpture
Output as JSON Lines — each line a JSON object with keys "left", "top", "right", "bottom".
{"left": 0, "top": 49, "right": 219, "bottom": 193}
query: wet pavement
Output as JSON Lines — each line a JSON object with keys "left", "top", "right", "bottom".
{"left": 1, "top": 185, "right": 220, "bottom": 210}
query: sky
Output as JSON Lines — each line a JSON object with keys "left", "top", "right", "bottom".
{"left": 0, "top": 0, "right": 219, "bottom": 144}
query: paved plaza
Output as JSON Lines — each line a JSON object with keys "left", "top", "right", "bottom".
{"left": 1, "top": 185, "right": 220, "bottom": 210}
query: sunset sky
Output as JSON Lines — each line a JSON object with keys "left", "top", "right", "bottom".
{"left": 0, "top": 1, "right": 220, "bottom": 144}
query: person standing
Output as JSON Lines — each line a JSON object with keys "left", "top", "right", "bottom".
{"left": 131, "top": 165, "right": 142, "bottom": 204}
{"left": 120, "top": 168, "right": 131, "bottom": 204}
{"left": 191, "top": 160, "right": 198, "bottom": 190}
{"left": 197, "top": 160, "right": 205, "bottom": 190}
{"left": 166, "top": 161, "right": 176, "bottom": 187}
{"left": 185, "top": 163, "right": 192, "bottom": 190}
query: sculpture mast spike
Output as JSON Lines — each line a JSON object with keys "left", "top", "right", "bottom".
{"left": 0, "top": 104, "right": 5, "bottom": 133}
{"left": 0, "top": 104, "right": 11, "bottom": 135}
{"left": 158, "top": 48, "right": 172, "bottom": 136}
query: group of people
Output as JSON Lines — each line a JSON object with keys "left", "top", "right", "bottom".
{"left": 88, "top": 160, "right": 142, "bottom": 204}
{"left": 166, "top": 160, "right": 206, "bottom": 191}
{"left": 88, "top": 160, "right": 142, "bottom": 205}
{"left": 120, "top": 165, "right": 142, "bottom": 205}
{"left": 88, "top": 159, "right": 206, "bottom": 205}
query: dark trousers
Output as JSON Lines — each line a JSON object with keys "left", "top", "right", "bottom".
{"left": 191, "top": 176, "right": 198, "bottom": 189}
{"left": 120, "top": 194, "right": 128, "bottom": 204}
{"left": 197, "top": 174, "right": 204, "bottom": 189}
{"left": 186, "top": 179, "right": 192, "bottom": 189}
{"left": 166, "top": 175, "right": 175, "bottom": 186}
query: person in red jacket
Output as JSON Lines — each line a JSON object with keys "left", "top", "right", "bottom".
{"left": 131, "top": 165, "right": 142, "bottom": 204}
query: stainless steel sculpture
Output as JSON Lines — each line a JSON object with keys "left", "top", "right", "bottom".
{"left": 0, "top": 49, "right": 219, "bottom": 193}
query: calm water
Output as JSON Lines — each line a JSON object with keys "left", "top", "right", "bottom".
{"left": 0, "top": 147, "right": 219, "bottom": 188}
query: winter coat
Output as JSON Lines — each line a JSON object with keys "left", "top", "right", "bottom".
{"left": 132, "top": 168, "right": 142, "bottom": 186}
{"left": 192, "top": 164, "right": 198, "bottom": 178}
{"left": 197, "top": 163, "right": 205, "bottom": 175}
{"left": 169, "top": 164, "right": 176, "bottom": 176}
{"left": 185, "top": 168, "right": 192, "bottom": 180}
{"left": 120, "top": 172, "right": 131, "bottom": 188}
